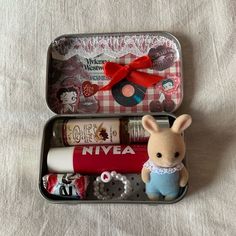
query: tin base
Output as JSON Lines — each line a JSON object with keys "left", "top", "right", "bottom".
{"left": 39, "top": 113, "right": 188, "bottom": 204}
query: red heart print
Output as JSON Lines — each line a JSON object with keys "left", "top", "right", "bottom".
{"left": 82, "top": 81, "right": 99, "bottom": 97}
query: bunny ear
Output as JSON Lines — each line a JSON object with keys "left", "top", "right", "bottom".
{"left": 142, "top": 115, "right": 160, "bottom": 134}
{"left": 171, "top": 114, "right": 192, "bottom": 134}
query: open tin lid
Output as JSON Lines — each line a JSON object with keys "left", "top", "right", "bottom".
{"left": 46, "top": 32, "right": 183, "bottom": 114}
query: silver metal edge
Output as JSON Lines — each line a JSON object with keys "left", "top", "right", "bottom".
{"left": 38, "top": 112, "right": 189, "bottom": 204}
{"left": 46, "top": 31, "right": 183, "bottom": 113}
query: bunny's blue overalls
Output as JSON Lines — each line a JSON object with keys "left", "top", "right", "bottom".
{"left": 144, "top": 160, "right": 183, "bottom": 198}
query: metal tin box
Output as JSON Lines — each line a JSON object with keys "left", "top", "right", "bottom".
{"left": 39, "top": 32, "right": 187, "bottom": 204}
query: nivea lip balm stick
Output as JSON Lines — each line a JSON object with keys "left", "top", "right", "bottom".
{"left": 47, "top": 145, "right": 148, "bottom": 174}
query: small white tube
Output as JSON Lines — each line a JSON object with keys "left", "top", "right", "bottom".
{"left": 47, "top": 147, "right": 74, "bottom": 173}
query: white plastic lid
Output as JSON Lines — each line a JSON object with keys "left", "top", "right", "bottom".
{"left": 47, "top": 147, "right": 74, "bottom": 173}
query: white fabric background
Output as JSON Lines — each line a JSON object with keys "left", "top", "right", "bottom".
{"left": 0, "top": 0, "right": 235, "bottom": 235}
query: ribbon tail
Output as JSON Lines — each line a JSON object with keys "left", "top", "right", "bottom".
{"left": 103, "top": 62, "right": 123, "bottom": 78}
{"left": 99, "top": 75, "right": 124, "bottom": 91}
{"left": 100, "top": 64, "right": 129, "bottom": 91}
{"left": 127, "top": 71, "right": 164, "bottom": 88}
{"left": 99, "top": 84, "right": 113, "bottom": 91}
{"left": 129, "top": 55, "right": 153, "bottom": 69}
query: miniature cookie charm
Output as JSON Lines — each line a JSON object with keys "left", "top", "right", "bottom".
{"left": 42, "top": 173, "right": 89, "bottom": 199}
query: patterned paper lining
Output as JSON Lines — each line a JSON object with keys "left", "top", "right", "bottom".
{"left": 51, "top": 34, "right": 179, "bottom": 60}
{"left": 47, "top": 33, "right": 183, "bottom": 114}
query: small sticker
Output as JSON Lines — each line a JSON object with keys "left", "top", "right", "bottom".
{"left": 162, "top": 98, "right": 176, "bottom": 112}
{"left": 56, "top": 86, "right": 79, "bottom": 113}
{"left": 148, "top": 46, "right": 177, "bottom": 71}
{"left": 149, "top": 100, "right": 163, "bottom": 112}
{"left": 157, "top": 76, "right": 180, "bottom": 95}
{"left": 82, "top": 81, "right": 99, "bottom": 97}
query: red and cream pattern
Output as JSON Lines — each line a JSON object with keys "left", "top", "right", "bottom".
{"left": 95, "top": 53, "right": 182, "bottom": 113}
{"left": 48, "top": 33, "right": 183, "bottom": 114}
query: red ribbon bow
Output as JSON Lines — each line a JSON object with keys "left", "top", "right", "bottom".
{"left": 99, "top": 55, "right": 163, "bottom": 91}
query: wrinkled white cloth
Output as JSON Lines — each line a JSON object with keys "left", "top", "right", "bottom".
{"left": 0, "top": 0, "right": 235, "bottom": 235}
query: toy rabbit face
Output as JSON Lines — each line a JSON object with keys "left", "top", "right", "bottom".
{"left": 147, "top": 130, "right": 185, "bottom": 167}
{"left": 142, "top": 114, "right": 192, "bottom": 168}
